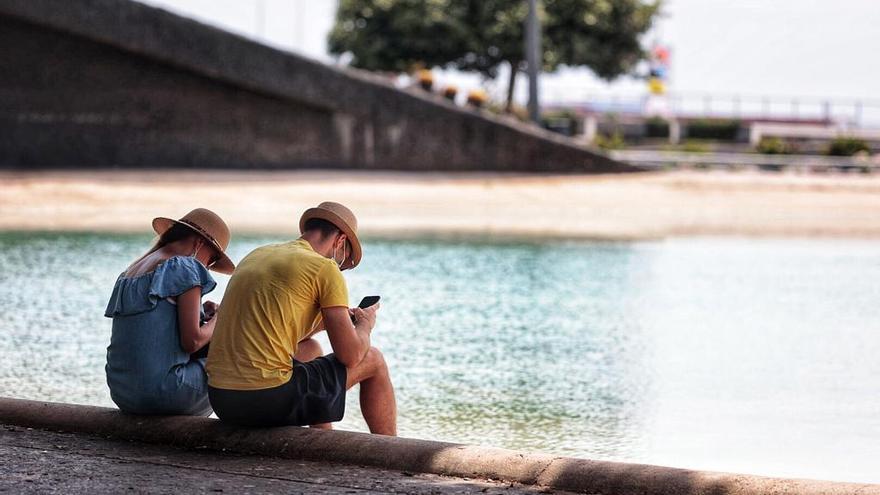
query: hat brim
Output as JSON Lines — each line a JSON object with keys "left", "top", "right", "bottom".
{"left": 152, "top": 217, "right": 236, "bottom": 275}
{"left": 299, "top": 208, "right": 362, "bottom": 270}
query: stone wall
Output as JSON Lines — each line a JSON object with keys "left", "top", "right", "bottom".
{"left": 0, "top": 0, "right": 632, "bottom": 173}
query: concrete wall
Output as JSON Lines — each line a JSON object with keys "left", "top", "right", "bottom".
{"left": 0, "top": 0, "right": 631, "bottom": 173}
{"left": 1, "top": 398, "right": 877, "bottom": 495}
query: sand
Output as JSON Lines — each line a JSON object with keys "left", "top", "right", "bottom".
{"left": 2, "top": 169, "right": 880, "bottom": 240}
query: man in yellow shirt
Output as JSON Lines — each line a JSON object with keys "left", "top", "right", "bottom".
{"left": 206, "top": 202, "right": 396, "bottom": 435}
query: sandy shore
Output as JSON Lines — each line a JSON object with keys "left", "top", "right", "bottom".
{"left": 2, "top": 169, "right": 880, "bottom": 240}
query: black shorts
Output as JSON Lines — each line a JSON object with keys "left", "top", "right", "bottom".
{"left": 208, "top": 354, "right": 347, "bottom": 427}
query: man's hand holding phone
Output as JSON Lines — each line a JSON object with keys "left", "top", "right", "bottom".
{"left": 350, "top": 295, "right": 380, "bottom": 332}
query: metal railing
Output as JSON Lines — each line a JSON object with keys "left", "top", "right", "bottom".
{"left": 544, "top": 90, "right": 880, "bottom": 129}
{"left": 610, "top": 149, "right": 880, "bottom": 172}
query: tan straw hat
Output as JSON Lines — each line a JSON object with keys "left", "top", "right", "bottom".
{"left": 299, "top": 201, "right": 362, "bottom": 270}
{"left": 152, "top": 208, "right": 235, "bottom": 275}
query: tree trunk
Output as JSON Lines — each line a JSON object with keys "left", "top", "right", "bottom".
{"left": 505, "top": 61, "right": 518, "bottom": 113}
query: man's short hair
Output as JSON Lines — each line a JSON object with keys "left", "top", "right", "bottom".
{"left": 303, "top": 218, "right": 340, "bottom": 238}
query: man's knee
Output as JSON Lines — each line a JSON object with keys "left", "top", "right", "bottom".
{"left": 358, "top": 347, "right": 388, "bottom": 379}
{"left": 348, "top": 346, "right": 388, "bottom": 385}
{"left": 295, "top": 338, "right": 323, "bottom": 362}
{"left": 364, "top": 347, "right": 388, "bottom": 377}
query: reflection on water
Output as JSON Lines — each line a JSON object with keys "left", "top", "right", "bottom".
{"left": 0, "top": 232, "right": 878, "bottom": 483}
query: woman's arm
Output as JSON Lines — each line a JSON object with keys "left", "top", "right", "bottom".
{"left": 177, "top": 286, "right": 215, "bottom": 354}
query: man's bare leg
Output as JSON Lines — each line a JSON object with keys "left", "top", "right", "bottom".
{"left": 345, "top": 346, "right": 397, "bottom": 436}
{"left": 294, "top": 338, "right": 323, "bottom": 362}
{"left": 294, "top": 338, "right": 332, "bottom": 430}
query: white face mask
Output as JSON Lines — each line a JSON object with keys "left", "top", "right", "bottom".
{"left": 191, "top": 242, "right": 202, "bottom": 259}
{"left": 332, "top": 238, "right": 347, "bottom": 269}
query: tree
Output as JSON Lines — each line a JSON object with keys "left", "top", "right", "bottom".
{"left": 328, "top": 0, "right": 662, "bottom": 112}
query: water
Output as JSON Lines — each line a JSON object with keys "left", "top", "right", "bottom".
{"left": 1, "top": 232, "right": 879, "bottom": 483}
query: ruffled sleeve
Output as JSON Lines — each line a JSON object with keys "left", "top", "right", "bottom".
{"left": 149, "top": 256, "right": 216, "bottom": 300}
{"left": 104, "top": 257, "right": 216, "bottom": 318}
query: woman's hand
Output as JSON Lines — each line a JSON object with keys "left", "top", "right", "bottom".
{"left": 203, "top": 300, "right": 219, "bottom": 320}
{"left": 178, "top": 287, "right": 214, "bottom": 354}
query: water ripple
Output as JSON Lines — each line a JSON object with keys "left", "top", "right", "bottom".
{"left": 1, "top": 233, "right": 879, "bottom": 482}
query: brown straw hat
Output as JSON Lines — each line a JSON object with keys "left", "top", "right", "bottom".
{"left": 299, "top": 201, "right": 362, "bottom": 270}
{"left": 151, "top": 208, "right": 235, "bottom": 275}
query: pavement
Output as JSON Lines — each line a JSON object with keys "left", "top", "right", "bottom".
{"left": 2, "top": 398, "right": 879, "bottom": 495}
{"left": 0, "top": 425, "right": 567, "bottom": 494}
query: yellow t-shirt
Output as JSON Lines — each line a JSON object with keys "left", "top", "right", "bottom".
{"left": 206, "top": 239, "right": 348, "bottom": 390}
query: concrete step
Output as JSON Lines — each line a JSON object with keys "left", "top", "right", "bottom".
{"left": 0, "top": 425, "right": 564, "bottom": 494}
{"left": 0, "top": 397, "right": 877, "bottom": 495}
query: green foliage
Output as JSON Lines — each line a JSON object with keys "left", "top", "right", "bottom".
{"left": 329, "top": 0, "right": 662, "bottom": 82}
{"left": 595, "top": 132, "right": 626, "bottom": 150}
{"left": 543, "top": 0, "right": 661, "bottom": 80}
{"left": 644, "top": 116, "right": 669, "bottom": 138}
{"left": 827, "top": 136, "right": 870, "bottom": 157}
{"left": 541, "top": 109, "right": 578, "bottom": 133}
{"left": 756, "top": 137, "right": 792, "bottom": 155}
{"left": 662, "top": 140, "right": 710, "bottom": 153}
{"left": 542, "top": 108, "right": 578, "bottom": 120}
{"left": 686, "top": 119, "right": 740, "bottom": 141}
{"left": 486, "top": 102, "right": 529, "bottom": 120}
{"left": 679, "top": 140, "right": 709, "bottom": 153}
{"left": 542, "top": 116, "right": 577, "bottom": 136}
{"left": 327, "top": 1, "right": 469, "bottom": 73}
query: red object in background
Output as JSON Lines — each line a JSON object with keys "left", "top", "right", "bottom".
{"left": 653, "top": 46, "right": 670, "bottom": 64}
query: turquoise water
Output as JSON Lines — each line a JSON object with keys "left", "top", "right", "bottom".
{"left": 1, "top": 232, "right": 879, "bottom": 483}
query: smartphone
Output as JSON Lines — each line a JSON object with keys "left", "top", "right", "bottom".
{"left": 351, "top": 295, "right": 380, "bottom": 323}
{"left": 358, "top": 295, "right": 381, "bottom": 309}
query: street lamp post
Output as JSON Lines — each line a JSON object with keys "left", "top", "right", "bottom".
{"left": 525, "top": 0, "right": 541, "bottom": 124}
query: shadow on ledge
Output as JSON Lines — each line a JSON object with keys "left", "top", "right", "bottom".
{"left": 0, "top": 397, "right": 876, "bottom": 495}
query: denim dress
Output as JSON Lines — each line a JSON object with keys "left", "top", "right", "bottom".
{"left": 104, "top": 256, "right": 216, "bottom": 416}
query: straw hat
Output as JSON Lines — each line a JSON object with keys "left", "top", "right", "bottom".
{"left": 152, "top": 208, "right": 235, "bottom": 275}
{"left": 299, "top": 201, "right": 362, "bottom": 270}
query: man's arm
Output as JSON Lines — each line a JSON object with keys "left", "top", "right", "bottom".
{"left": 301, "top": 314, "right": 325, "bottom": 341}
{"left": 321, "top": 304, "right": 378, "bottom": 367}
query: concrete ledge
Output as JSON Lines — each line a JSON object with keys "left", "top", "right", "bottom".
{"left": 0, "top": 397, "right": 876, "bottom": 495}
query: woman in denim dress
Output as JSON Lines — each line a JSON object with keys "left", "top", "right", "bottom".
{"left": 105, "top": 208, "right": 235, "bottom": 415}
